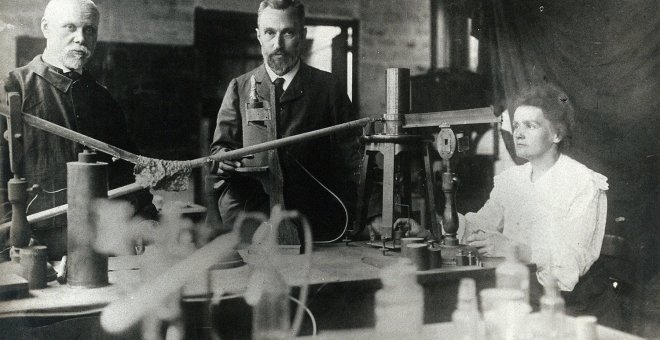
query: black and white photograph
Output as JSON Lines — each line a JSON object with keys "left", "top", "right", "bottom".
{"left": 0, "top": 0, "right": 657, "bottom": 339}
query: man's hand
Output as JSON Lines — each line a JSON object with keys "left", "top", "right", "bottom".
{"left": 216, "top": 159, "right": 243, "bottom": 178}
{"left": 214, "top": 149, "right": 252, "bottom": 179}
{"left": 466, "top": 231, "right": 517, "bottom": 257}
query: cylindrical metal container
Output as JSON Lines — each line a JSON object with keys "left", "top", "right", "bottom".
{"left": 428, "top": 246, "right": 442, "bottom": 269}
{"left": 66, "top": 151, "right": 109, "bottom": 287}
{"left": 21, "top": 245, "right": 48, "bottom": 289}
{"left": 400, "top": 237, "right": 424, "bottom": 258}
{"left": 406, "top": 243, "right": 429, "bottom": 271}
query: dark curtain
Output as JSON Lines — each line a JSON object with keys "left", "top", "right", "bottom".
{"left": 473, "top": 2, "right": 659, "bottom": 329}
{"left": 476, "top": 0, "right": 659, "bottom": 257}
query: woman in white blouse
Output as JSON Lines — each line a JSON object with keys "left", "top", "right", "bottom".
{"left": 463, "top": 84, "right": 608, "bottom": 292}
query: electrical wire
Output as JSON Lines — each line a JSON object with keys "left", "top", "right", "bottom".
{"left": 271, "top": 210, "right": 313, "bottom": 337}
{"left": 289, "top": 295, "right": 317, "bottom": 337}
{"left": 26, "top": 194, "right": 39, "bottom": 213}
{"left": 25, "top": 187, "right": 66, "bottom": 213}
{"left": 42, "top": 187, "right": 66, "bottom": 194}
{"left": 287, "top": 153, "right": 349, "bottom": 244}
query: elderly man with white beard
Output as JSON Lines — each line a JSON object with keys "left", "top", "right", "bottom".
{"left": 0, "top": 0, "right": 156, "bottom": 261}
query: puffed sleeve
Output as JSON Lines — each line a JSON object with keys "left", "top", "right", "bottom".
{"left": 534, "top": 172, "right": 608, "bottom": 291}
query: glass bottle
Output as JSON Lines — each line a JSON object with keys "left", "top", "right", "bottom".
{"left": 245, "top": 225, "right": 290, "bottom": 340}
{"left": 539, "top": 276, "right": 566, "bottom": 339}
{"left": 452, "top": 278, "right": 486, "bottom": 340}
{"left": 246, "top": 260, "right": 290, "bottom": 340}
{"left": 495, "top": 245, "right": 530, "bottom": 303}
{"left": 374, "top": 258, "right": 424, "bottom": 339}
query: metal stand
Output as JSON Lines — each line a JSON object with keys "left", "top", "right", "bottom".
{"left": 350, "top": 68, "right": 498, "bottom": 263}
{"left": 355, "top": 135, "right": 439, "bottom": 249}
{"left": 436, "top": 126, "right": 480, "bottom": 264}
{"left": 352, "top": 69, "right": 440, "bottom": 248}
{"left": 6, "top": 93, "right": 30, "bottom": 260}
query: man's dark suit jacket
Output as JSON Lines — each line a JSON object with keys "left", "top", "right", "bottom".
{"left": 211, "top": 62, "right": 361, "bottom": 242}
{"left": 0, "top": 55, "right": 155, "bottom": 259}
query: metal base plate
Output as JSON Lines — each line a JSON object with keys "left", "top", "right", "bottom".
{"left": 365, "top": 239, "right": 401, "bottom": 250}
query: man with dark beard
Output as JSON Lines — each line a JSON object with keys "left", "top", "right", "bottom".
{"left": 0, "top": 0, "right": 156, "bottom": 260}
{"left": 210, "top": 0, "right": 360, "bottom": 243}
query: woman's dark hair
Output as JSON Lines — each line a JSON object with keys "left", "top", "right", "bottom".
{"left": 512, "top": 83, "right": 575, "bottom": 150}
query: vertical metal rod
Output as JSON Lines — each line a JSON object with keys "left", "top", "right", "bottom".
{"left": 441, "top": 158, "right": 459, "bottom": 245}
{"left": 430, "top": 0, "right": 438, "bottom": 70}
{"left": 381, "top": 144, "right": 396, "bottom": 240}
{"left": 423, "top": 144, "right": 440, "bottom": 237}
{"left": 7, "top": 93, "right": 29, "bottom": 249}
{"left": 384, "top": 68, "right": 410, "bottom": 135}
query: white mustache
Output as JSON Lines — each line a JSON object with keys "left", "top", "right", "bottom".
{"left": 66, "top": 47, "right": 91, "bottom": 57}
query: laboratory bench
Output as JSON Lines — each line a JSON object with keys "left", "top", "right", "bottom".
{"left": 0, "top": 242, "right": 636, "bottom": 339}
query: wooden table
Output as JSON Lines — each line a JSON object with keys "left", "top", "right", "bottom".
{"left": 0, "top": 242, "right": 534, "bottom": 339}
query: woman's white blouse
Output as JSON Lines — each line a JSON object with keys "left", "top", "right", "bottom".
{"left": 463, "top": 154, "right": 608, "bottom": 291}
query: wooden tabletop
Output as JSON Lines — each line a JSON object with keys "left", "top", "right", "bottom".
{"left": 0, "top": 243, "right": 645, "bottom": 340}
{"left": 0, "top": 242, "right": 495, "bottom": 317}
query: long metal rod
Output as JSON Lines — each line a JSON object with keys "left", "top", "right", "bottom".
{"left": 0, "top": 109, "right": 373, "bottom": 169}
{"left": 191, "top": 117, "right": 374, "bottom": 167}
{"left": 0, "top": 106, "right": 371, "bottom": 232}
{"left": 0, "top": 108, "right": 141, "bottom": 164}
{"left": 0, "top": 182, "right": 144, "bottom": 234}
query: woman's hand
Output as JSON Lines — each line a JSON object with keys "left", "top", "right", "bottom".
{"left": 393, "top": 218, "right": 431, "bottom": 238}
{"left": 466, "top": 230, "right": 516, "bottom": 257}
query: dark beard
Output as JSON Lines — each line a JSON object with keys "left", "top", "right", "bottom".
{"left": 266, "top": 53, "right": 297, "bottom": 76}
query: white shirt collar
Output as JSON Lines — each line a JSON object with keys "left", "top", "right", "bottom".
{"left": 264, "top": 59, "right": 301, "bottom": 91}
